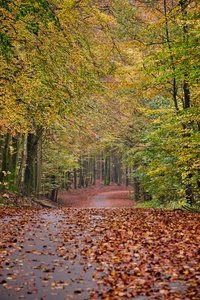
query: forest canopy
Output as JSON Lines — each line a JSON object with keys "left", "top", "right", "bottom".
{"left": 0, "top": 0, "right": 199, "bottom": 206}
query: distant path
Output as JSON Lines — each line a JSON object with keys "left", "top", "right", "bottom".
{"left": 87, "top": 191, "right": 135, "bottom": 208}
{"left": 58, "top": 182, "right": 135, "bottom": 208}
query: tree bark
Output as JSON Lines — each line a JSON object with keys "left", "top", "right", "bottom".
{"left": 133, "top": 176, "right": 140, "bottom": 202}
{"left": 8, "top": 136, "right": 21, "bottom": 191}
{"left": 163, "top": 0, "right": 179, "bottom": 110}
{"left": 126, "top": 167, "right": 129, "bottom": 186}
{"left": 93, "top": 157, "right": 96, "bottom": 185}
{"left": 50, "top": 175, "right": 58, "bottom": 202}
{"left": 104, "top": 157, "right": 108, "bottom": 186}
{"left": 107, "top": 156, "right": 110, "bottom": 186}
{"left": 74, "top": 168, "right": 77, "bottom": 189}
{"left": 24, "top": 128, "right": 43, "bottom": 193}
{"left": 102, "top": 154, "right": 105, "bottom": 182}
{"left": 35, "top": 136, "right": 42, "bottom": 198}
{"left": 0, "top": 133, "right": 11, "bottom": 189}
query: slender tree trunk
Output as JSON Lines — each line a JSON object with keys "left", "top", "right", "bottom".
{"left": 173, "top": 77, "right": 178, "bottom": 111}
{"left": 0, "top": 133, "right": 11, "bottom": 188}
{"left": 15, "top": 135, "right": 27, "bottom": 192}
{"left": 164, "top": 0, "right": 178, "bottom": 110}
{"left": 133, "top": 176, "right": 140, "bottom": 202}
{"left": 89, "top": 157, "right": 92, "bottom": 184}
{"left": 78, "top": 159, "right": 82, "bottom": 188}
{"left": 129, "top": 166, "right": 132, "bottom": 185}
{"left": 179, "top": 0, "right": 190, "bottom": 109}
{"left": 50, "top": 175, "right": 57, "bottom": 202}
{"left": 0, "top": 135, "right": 3, "bottom": 164}
{"left": 110, "top": 155, "right": 114, "bottom": 183}
{"left": 79, "top": 157, "right": 84, "bottom": 188}
{"left": 117, "top": 156, "right": 122, "bottom": 186}
{"left": 126, "top": 167, "right": 129, "bottom": 186}
{"left": 102, "top": 154, "right": 105, "bottom": 182}
{"left": 183, "top": 79, "right": 190, "bottom": 108}
{"left": 178, "top": 0, "right": 194, "bottom": 203}
{"left": 8, "top": 136, "right": 20, "bottom": 191}
{"left": 65, "top": 171, "right": 71, "bottom": 191}
{"left": 107, "top": 156, "right": 110, "bottom": 186}
{"left": 104, "top": 157, "right": 108, "bottom": 186}
{"left": 24, "top": 128, "right": 43, "bottom": 193}
{"left": 114, "top": 156, "right": 118, "bottom": 184}
{"left": 96, "top": 156, "right": 100, "bottom": 180}
{"left": 15, "top": 134, "right": 28, "bottom": 192}
{"left": 85, "top": 156, "right": 90, "bottom": 187}
{"left": 74, "top": 168, "right": 77, "bottom": 189}
{"left": 36, "top": 136, "right": 42, "bottom": 198}
{"left": 93, "top": 157, "right": 96, "bottom": 185}
{"left": 25, "top": 133, "right": 35, "bottom": 190}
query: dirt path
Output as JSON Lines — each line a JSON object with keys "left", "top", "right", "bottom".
{"left": 57, "top": 181, "right": 135, "bottom": 208}
{"left": 59, "top": 190, "right": 135, "bottom": 208}
{"left": 87, "top": 191, "right": 135, "bottom": 208}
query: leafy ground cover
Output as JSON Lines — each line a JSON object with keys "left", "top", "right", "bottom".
{"left": 0, "top": 205, "right": 200, "bottom": 300}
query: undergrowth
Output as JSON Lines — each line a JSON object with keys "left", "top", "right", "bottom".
{"left": 135, "top": 198, "right": 200, "bottom": 212}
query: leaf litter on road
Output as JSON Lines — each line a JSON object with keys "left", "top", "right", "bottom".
{"left": 0, "top": 207, "right": 200, "bottom": 299}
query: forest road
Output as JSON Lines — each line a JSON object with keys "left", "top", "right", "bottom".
{"left": 0, "top": 208, "right": 107, "bottom": 300}
{"left": 1, "top": 194, "right": 199, "bottom": 300}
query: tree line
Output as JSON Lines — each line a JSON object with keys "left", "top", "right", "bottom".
{"left": 48, "top": 153, "right": 128, "bottom": 202}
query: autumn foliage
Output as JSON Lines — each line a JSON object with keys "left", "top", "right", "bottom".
{"left": 0, "top": 0, "right": 200, "bottom": 207}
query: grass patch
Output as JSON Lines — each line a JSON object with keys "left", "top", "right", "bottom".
{"left": 135, "top": 199, "right": 165, "bottom": 209}
{"left": 135, "top": 198, "right": 184, "bottom": 210}
{"left": 135, "top": 198, "right": 200, "bottom": 212}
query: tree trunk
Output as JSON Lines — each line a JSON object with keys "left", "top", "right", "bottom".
{"left": 102, "top": 155, "right": 104, "bottom": 182}
{"left": 50, "top": 175, "right": 58, "bottom": 202}
{"left": 24, "top": 128, "right": 43, "bottom": 193}
{"left": 8, "top": 136, "right": 21, "bottom": 191}
{"left": 78, "top": 157, "right": 84, "bottom": 188}
{"left": 65, "top": 171, "right": 71, "bottom": 191}
{"left": 74, "top": 168, "right": 77, "bottom": 189}
{"left": 183, "top": 79, "right": 190, "bottom": 108}
{"left": 163, "top": 0, "right": 179, "bottom": 111}
{"left": 24, "top": 133, "right": 35, "bottom": 191}
{"left": 126, "top": 167, "right": 129, "bottom": 186}
{"left": 16, "top": 135, "right": 27, "bottom": 192}
{"left": 117, "top": 156, "right": 122, "bottom": 186}
{"left": 107, "top": 156, "right": 110, "bottom": 186}
{"left": 35, "top": 136, "right": 42, "bottom": 198}
{"left": 93, "top": 157, "right": 96, "bottom": 185}
{"left": 97, "top": 156, "right": 100, "bottom": 180}
{"left": 133, "top": 176, "right": 140, "bottom": 202}
{"left": 0, "top": 133, "right": 11, "bottom": 189}
{"left": 104, "top": 157, "right": 108, "bottom": 186}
